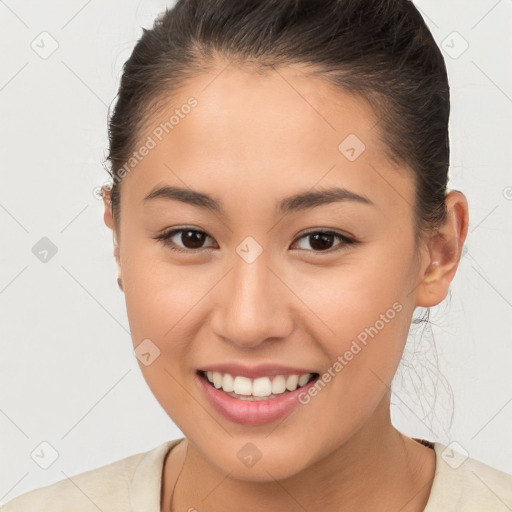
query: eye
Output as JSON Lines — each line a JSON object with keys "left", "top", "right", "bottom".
{"left": 154, "top": 228, "right": 217, "bottom": 252}
{"left": 154, "top": 228, "right": 357, "bottom": 254}
{"left": 291, "top": 230, "right": 356, "bottom": 253}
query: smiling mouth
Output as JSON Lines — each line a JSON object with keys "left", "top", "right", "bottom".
{"left": 196, "top": 369, "right": 320, "bottom": 401}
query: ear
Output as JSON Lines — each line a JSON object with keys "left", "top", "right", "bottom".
{"left": 102, "top": 185, "right": 123, "bottom": 292}
{"left": 414, "top": 190, "right": 469, "bottom": 307}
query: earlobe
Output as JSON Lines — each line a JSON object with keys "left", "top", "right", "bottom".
{"left": 414, "top": 190, "right": 469, "bottom": 307}
{"left": 114, "top": 240, "right": 124, "bottom": 294}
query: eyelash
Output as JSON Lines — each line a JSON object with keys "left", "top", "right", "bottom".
{"left": 153, "top": 228, "right": 358, "bottom": 255}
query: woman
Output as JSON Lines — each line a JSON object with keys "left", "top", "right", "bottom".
{"left": 3, "top": 0, "right": 511, "bottom": 510}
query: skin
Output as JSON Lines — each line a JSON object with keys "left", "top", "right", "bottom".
{"left": 102, "top": 61, "right": 468, "bottom": 512}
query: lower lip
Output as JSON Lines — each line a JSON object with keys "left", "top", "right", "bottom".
{"left": 197, "top": 371, "right": 319, "bottom": 426}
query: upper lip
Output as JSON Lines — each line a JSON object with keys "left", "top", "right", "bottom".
{"left": 198, "top": 363, "right": 319, "bottom": 379}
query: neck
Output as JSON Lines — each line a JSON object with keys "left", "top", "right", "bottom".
{"left": 166, "top": 397, "right": 435, "bottom": 512}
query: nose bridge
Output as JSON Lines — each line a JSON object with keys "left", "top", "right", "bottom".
{"left": 212, "top": 246, "right": 293, "bottom": 347}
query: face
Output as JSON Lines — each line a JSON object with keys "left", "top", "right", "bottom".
{"left": 105, "top": 62, "right": 431, "bottom": 481}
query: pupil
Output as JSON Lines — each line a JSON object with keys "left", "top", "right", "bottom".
{"left": 182, "top": 230, "right": 205, "bottom": 249}
{"left": 310, "top": 233, "right": 333, "bottom": 251}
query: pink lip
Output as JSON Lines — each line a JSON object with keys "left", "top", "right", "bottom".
{"left": 197, "top": 371, "right": 319, "bottom": 426}
{"left": 198, "top": 363, "right": 318, "bottom": 379}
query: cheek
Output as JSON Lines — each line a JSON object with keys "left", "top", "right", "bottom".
{"left": 121, "top": 241, "right": 200, "bottom": 335}
{"left": 290, "top": 250, "right": 415, "bottom": 394}
{"left": 120, "top": 248, "right": 206, "bottom": 425}
{"left": 121, "top": 245, "right": 222, "bottom": 381}
{"left": 291, "top": 248, "right": 414, "bottom": 338}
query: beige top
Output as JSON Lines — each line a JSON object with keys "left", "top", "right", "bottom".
{"left": 2, "top": 438, "right": 511, "bottom": 511}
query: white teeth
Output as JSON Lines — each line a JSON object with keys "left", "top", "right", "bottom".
{"left": 203, "top": 371, "right": 315, "bottom": 398}
{"left": 285, "top": 374, "right": 299, "bottom": 391}
{"left": 233, "top": 376, "right": 252, "bottom": 395}
{"left": 222, "top": 373, "right": 234, "bottom": 392}
{"left": 271, "top": 375, "right": 286, "bottom": 394}
{"left": 252, "top": 377, "right": 272, "bottom": 397}
{"left": 212, "top": 372, "right": 223, "bottom": 389}
{"left": 298, "top": 374, "right": 310, "bottom": 387}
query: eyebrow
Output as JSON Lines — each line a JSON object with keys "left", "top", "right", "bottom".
{"left": 143, "top": 185, "right": 374, "bottom": 215}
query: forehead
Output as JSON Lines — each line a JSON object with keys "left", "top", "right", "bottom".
{"left": 164, "top": 62, "right": 382, "bottom": 159}
{"left": 120, "top": 61, "right": 414, "bottom": 216}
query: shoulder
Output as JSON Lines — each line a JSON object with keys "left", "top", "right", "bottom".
{"left": 0, "top": 439, "right": 181, "bottom": 512}
{"left": 425, "top": 441, "right": 512, "bottom": 511}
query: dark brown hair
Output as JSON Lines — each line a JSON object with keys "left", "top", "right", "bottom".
{"left": 105, "top": 0, "right": 450, "bottom": 244}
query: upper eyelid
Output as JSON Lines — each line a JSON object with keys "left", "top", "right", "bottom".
{"left": 162, "top": 226, "right": 352, "bottom": 236}
{"left": 162, "top": 227, "right": 351, "bottom": 239}
{"left": 295, "top": 228, "right": 352, "bottom": 239}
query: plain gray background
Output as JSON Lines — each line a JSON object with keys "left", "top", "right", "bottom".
{"left": 1, "top": 0, "right": 511, "bottom": 504}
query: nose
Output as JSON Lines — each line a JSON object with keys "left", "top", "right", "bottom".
{"left": 210, "top": 250, "right": 295, "bottom": 349}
